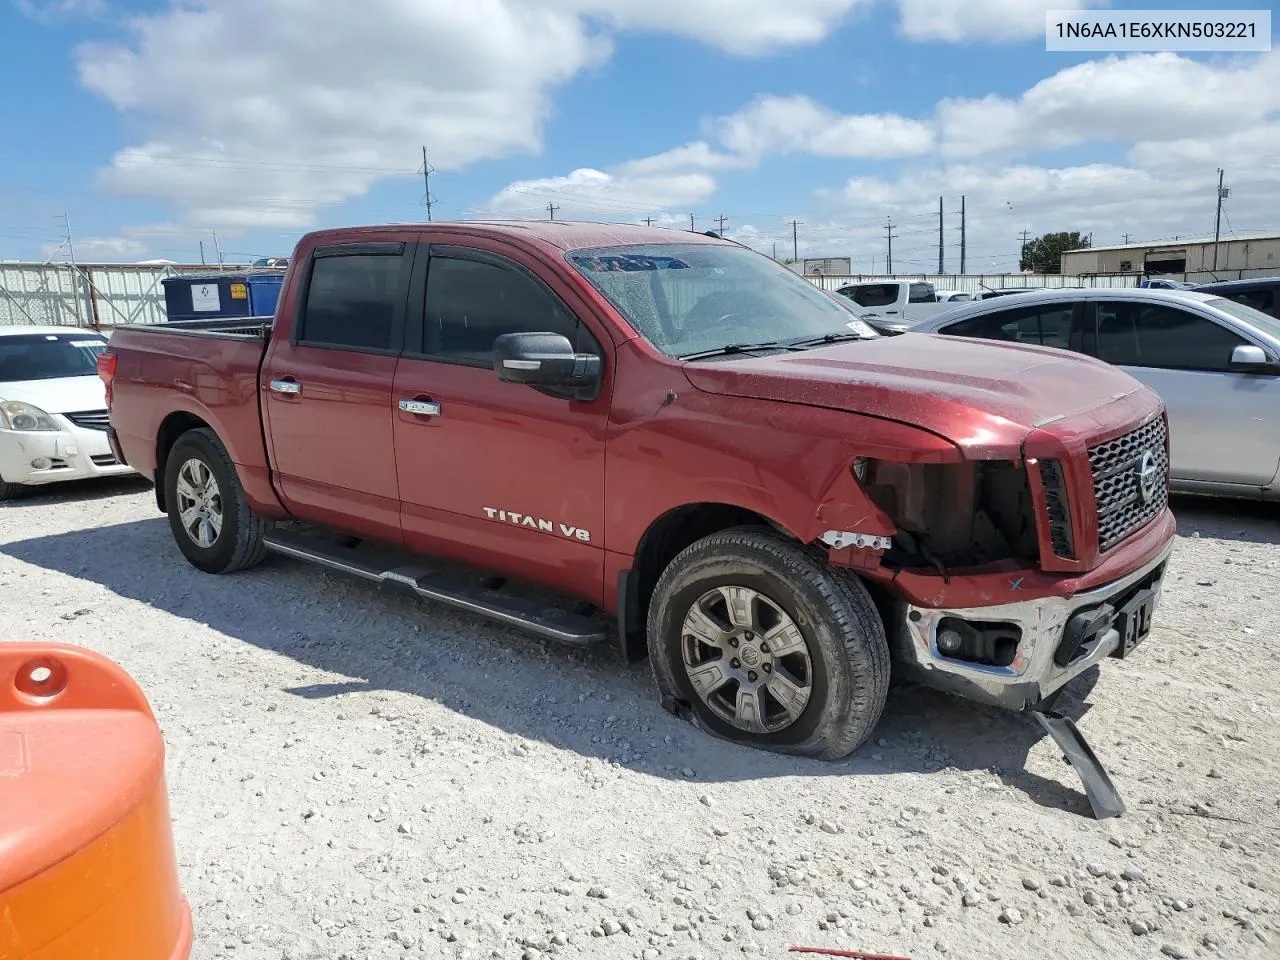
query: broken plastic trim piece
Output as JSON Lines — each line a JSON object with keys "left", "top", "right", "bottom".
{"left": 1031, "top": 709, "right": 1126, "bottom": 820}
{"left": 821, "top": 530, "right": 892, "bottom": 551}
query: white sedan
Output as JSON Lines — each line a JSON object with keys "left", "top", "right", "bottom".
{"left": 0, "top": 326, "right": 134, "bottom": 499}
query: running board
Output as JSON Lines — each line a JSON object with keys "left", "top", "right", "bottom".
{"left": 1031, "top": 709, "right": 1126, "bottom": 820}
{"left": 261, "top": 529, "right": 609, "bottom": 647}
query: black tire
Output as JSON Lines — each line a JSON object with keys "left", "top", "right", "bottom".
{"left": 164, "top": 428, "right": 267, "bottom": 574}
{"left": 0, "top": 477, "right": 26, "bottom": 501}
{"left": 648, "top": 526, "right": 890, "bottom": 760}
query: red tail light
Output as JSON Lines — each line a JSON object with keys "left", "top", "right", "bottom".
{"left": 97, "top": 351, "right": 117, "bottom": 407}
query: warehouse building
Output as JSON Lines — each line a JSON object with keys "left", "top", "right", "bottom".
{"left": 1060, "top": 233, "right": 1280, "bottom": 281}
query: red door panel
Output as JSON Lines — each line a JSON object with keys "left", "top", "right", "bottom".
{"left": 393, "top": 358, "right": 607, "bottom": 603}
{"left": 262, "top": 345, "right": 401, "bottom": 541}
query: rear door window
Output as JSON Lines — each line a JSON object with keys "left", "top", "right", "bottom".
{"left": 940, "top": 304, "right": 1078, "bottom": 348}
{"left": 297, "top": 246, "right": 409, "bottom": 352}
{"left": 847, "top": 284, "right": 899, "bottom": 308}
{"left": 1094, "top": 301, "right": 1246, "bottom": 371}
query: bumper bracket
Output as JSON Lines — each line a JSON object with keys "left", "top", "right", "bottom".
{"left": 1032, "top": 709, "right": 1126, "bottom": 820}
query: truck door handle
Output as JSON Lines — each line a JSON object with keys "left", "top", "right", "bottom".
{"left": 399, "top": 398, "right": 441, "bottom": 417}
{"left": 269, "top": 378, "right": 301, "bottom": 396}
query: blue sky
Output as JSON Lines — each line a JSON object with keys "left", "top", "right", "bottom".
{"left": 3, "top": 0, "right": 1277, "bottom": 270}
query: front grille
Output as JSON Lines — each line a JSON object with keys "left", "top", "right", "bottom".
{"left": 90, "top": 453, "right": 119, "bottom": 467}
{"left": 1040, "top": 459, "right": 1074, "bottom": 559}
{"left": 1089, "top": 416, "right": 1169, "bottom": 552}
{"left": 64, "top": 409, "right": 110, "bottom": 431}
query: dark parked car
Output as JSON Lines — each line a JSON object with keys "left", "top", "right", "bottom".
{"left": 1193, "top": 277, "right": 1280, "bottom": 320}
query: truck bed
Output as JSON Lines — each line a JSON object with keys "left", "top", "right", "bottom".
{"left": 105, "top": 318, "right": 274, "bottom": 496}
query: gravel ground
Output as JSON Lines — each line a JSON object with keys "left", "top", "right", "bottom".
{"left": 2, "top": 478, "right": 1278, "bottom": 960}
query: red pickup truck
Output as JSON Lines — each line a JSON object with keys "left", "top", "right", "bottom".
{"left": 100, "top": 222, "right": 1175, "bottom": 763}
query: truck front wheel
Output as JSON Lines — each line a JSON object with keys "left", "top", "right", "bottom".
{"left": 164, "top": 428, "right": 267, "bottom": 574}
{"left": 648, "top": 527, "right": 890, "bottom": 760}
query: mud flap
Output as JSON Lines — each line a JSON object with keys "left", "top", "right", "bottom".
{"left": 1032, "top": 709, "right": 1126, "bottom": 820}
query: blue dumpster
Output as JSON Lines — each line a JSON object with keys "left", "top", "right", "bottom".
{"left": 162, "top": 272, "right": 284, "bottom": 323}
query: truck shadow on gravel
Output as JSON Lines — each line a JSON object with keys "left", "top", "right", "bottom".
{"left": 0, "top": 475, "right": 153, "bottom": 509}
{"left": 6, "top": 517, "right": 1107, "bottom": 816}
{"left": 1170, "top": 495, "right": 1280, "bottom": 546}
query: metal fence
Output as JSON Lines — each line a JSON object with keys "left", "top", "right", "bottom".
{"left": 803, "top": 273, "right": 1144, "bottom": 294}
{"left": 0, "top": 262, "right": 1186, "bottom": 330}
{"left": 0, "top": 262, "right": 252, "bottom": 328}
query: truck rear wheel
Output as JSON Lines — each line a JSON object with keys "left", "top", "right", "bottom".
{"left": 164, "top": 428, "right": 267, "bottom": 574}
{"left": 648, "top": 527, "right": 889, "bottom": 760}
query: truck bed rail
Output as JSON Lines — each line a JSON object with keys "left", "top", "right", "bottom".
{"left": 132, "top": 316, "right": 274, "bottom": 339}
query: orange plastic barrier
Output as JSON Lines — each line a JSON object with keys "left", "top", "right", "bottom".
{"left": 0, "top": 644, "right": 192, "bottom": 960}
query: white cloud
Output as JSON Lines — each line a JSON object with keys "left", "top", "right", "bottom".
{"left": 75, "top": 0, "right": 873, "bottom": 233}
{"left": 479, "top": 168, "right": 717, "bottom": 219}
{"left": 939, "top": 52, "right": 1280, "bottom": 158}
{"left": 896, "top": 0, "right": 1107, "bottom": 42}
{"left": 41, "top": 234, "right": 146, "bottom": 262}
{"left": 614, "top": 142, "right": 743, "bottom": 176}
{"left": 713, "top": 95, "right": 934, "bottom": 159}
{"left": 16, "top": 0, "right": 107, "bottom": 21}
{"left": 563, "top": 0, "right": 870, "bottom": 55}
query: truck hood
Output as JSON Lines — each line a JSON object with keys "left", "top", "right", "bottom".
{"left": 681, "top": 334, "right": 1154, "bottom": 457}
{"left": 0, "top": 376, "right": 106, "bottom": 414}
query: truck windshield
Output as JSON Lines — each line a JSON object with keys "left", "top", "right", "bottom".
{"left": 567, "top": 243, "right": 878, "bottom": 359}
{"left": 0, "top": 333, "right": 108, "bottom": 382}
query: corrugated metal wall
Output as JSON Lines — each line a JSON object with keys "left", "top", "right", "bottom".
{"left": 0, "top": 263, "right": 252, "bottom": 328}
{"left": 0, "top": 262, "right": 1142, "bottom": 329}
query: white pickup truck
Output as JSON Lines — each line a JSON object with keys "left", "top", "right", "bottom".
{"left": 834, "top": 281, "right": 959, "bottom": 334}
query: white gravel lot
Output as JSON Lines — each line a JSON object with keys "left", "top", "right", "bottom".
{"left": 2, "top": 478, "right": 1277, "bottom": 960}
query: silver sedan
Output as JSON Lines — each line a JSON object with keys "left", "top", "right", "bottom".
{"left": 911, "top": 288, "right": 1280, "bottom": 500}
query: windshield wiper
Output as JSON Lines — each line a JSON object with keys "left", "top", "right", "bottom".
{"left": 784, "top": 331, "right": 871, "bottom": 347}
{"left": 678, "top": 341, "right": 804, "bottom": 361}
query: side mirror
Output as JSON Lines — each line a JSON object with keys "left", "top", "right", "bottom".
{"left": 1230, "top": 344, "right": 1269, "bottom": 371}
{"left": 493, "top": 332, "right": 602, "bottom": 398}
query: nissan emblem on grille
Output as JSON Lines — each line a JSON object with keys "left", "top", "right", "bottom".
{"left": 1089, "top": 417, "right": 1169, "bottom": 552}
{"left": 1136, "top": 450, "right": 1161, "bottom": 505}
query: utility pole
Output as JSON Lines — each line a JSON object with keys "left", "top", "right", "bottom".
{"left": 1122, "top": 233, "right": 1131, "bottom": 244}
{"left": 885, "top": 218, "right": 896, "bottom": 274}
{"left": 791, "top": 220, "right": 799, "bottom": 262}
{"left": 1208, "top": 170, "right": 1228, "bottom": 271}
{"left": 58, "top": 214, "right": 75, "bottom": 265}
{"left": 772, "top": 241, "right": 777, "bottom": 260}
{"left": 421, "top": 146, "right": 436, "bottom": 222}
{"left": 199, "top": 240, "right": 206, "bottom": 265}
{"left": 959, "top": 195, "right": 966, "bottom": 274}
{"left": 1018, "top": 229, "right": 1031, "bottom": 271}
{"left": 547, "top": 203, "right": 559, "bottom": 221}
{"left": 689, "top": 213, "right": 695, "bottom": 231}
{"left": 937, "top": 196, "right": 945, "bottom": 274}
{"left": 643, "top": 217, "right": 655, "bottom": 226}
{"left": 715, "top": 214, "right": 728, "bottom": 237}
{"left": 212, "top": 231, "right": 224, "bottom": 270}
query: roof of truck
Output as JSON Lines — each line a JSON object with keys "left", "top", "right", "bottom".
{"left": 306, "top": 220, "right": 730, "bottom": 253}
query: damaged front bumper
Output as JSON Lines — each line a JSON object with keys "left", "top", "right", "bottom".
{"left": 892, "top": 540, "right": 1173, "bottom": 711}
